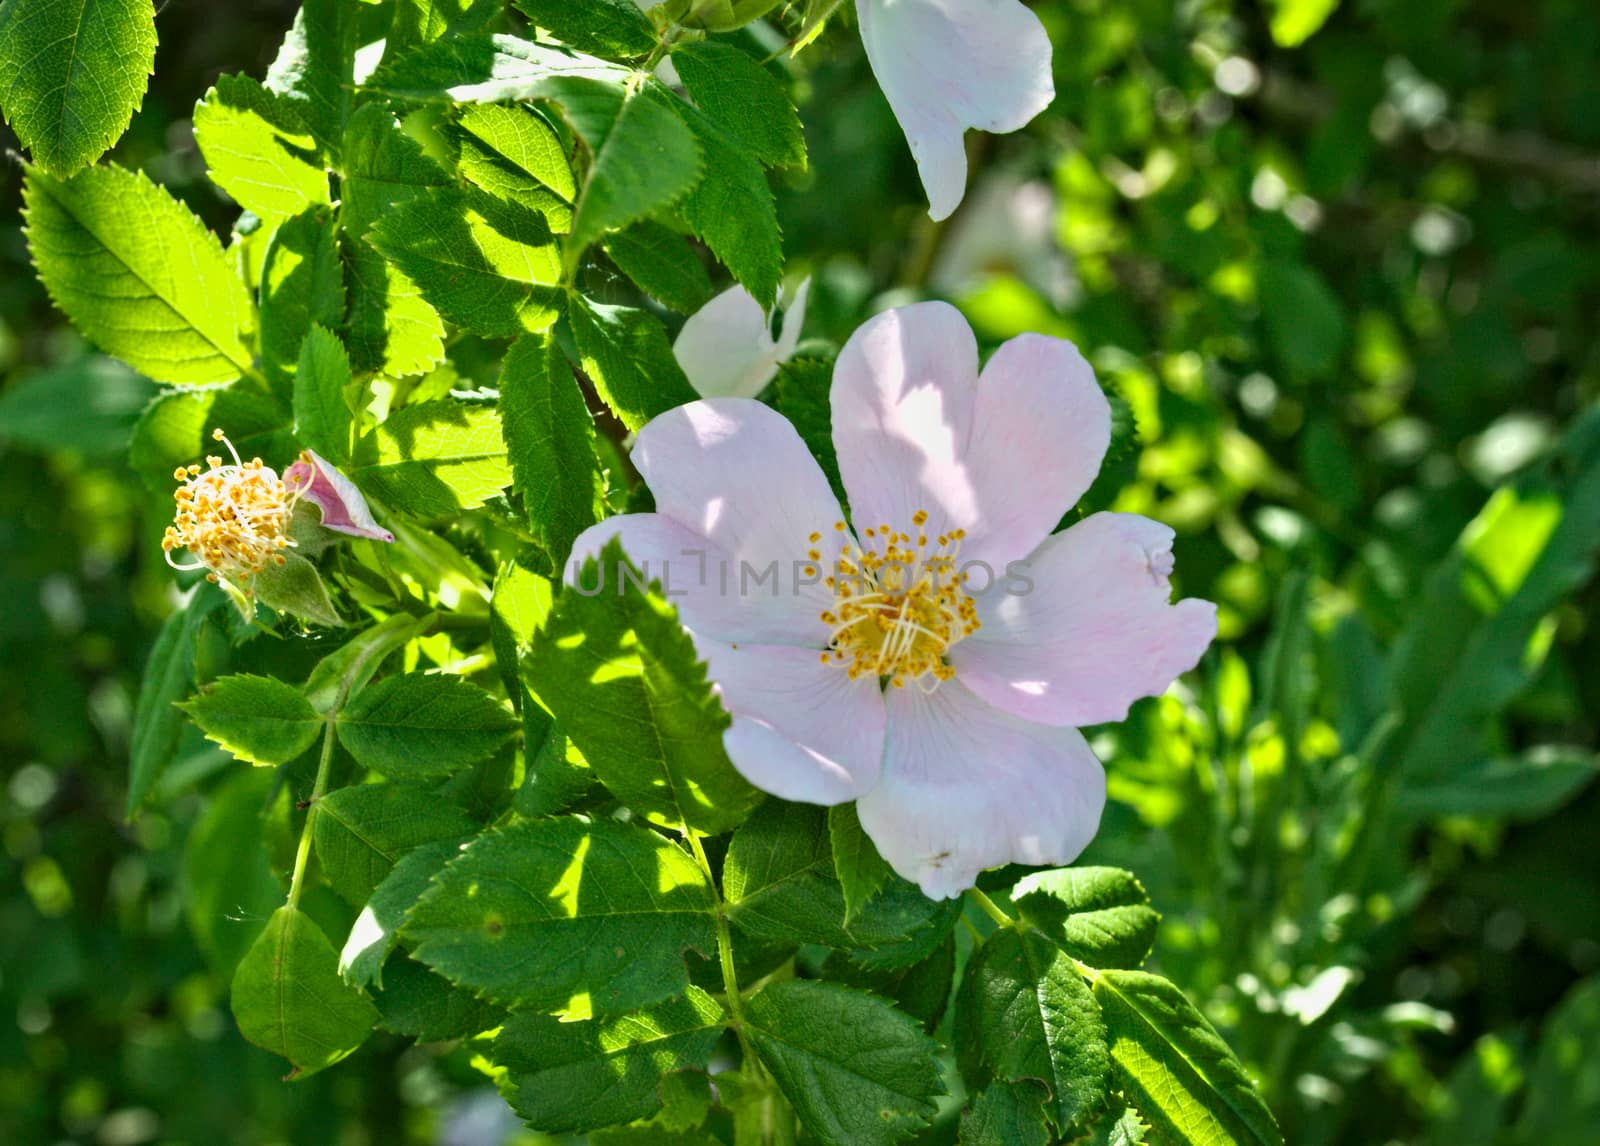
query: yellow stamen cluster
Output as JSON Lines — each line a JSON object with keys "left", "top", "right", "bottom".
{"left": 161, "top": 428, "right": 298, "bottom": 591}
{"left": 816, "top": 509, "right": 980, "bottom": 691}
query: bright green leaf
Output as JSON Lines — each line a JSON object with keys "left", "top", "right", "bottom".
{"left": 956, "top": 928, "right": 1110, "bottom": 1135}
{"left": 350, "top": 399, "right": 511, "bottom": 516}
{"left": 1093, "top": 970, "right": 1283, "bottom": 1146}
{"left": 339, "top": 837, "right": 465, "bottom": 989}
{"left": 568, "top": 296, "right": 697, "bottom": 431}
{"left": 193, "top": 74, "right": 329, "bottom": 224}
{"left": 1013, "top": 867, "right": 1161, "bottom": 970}
{"left": 180, "top": 674, "right": 323, "bottom": 767}
{"left": 403, "top": 817, "right": 717, "bottom": 1016}
{"left": 336, "top": 673, "right": 518, "bottom": 780}
{"left": 499, "top": 333, "right": 605, "bottom": 563}
{"left": 452, "top": 101, "right": 576, "bottom": 203}
{"left": 514, "top": 0, "right": 658, "bottom": 58}
{"left": 263, "top": 0, "right": 357, "bottom": 160}
{"left": 671, "top": 42, "right": 806, "bottom": 170}
{"left": 1267, "top": 0, "right": 1342, "bottom": 48}
{"left": 745, "top": 979, "right": 944, "bottom": 1146}
{"left": 570, "top": 83, "right": 703, "bottom": 258}
{"left": 725, "top": 801, "right": 956, "bottom": 963}
{"left": 312, "top": 781, "right": 478, "bottom": 906}
{"left": 292, "top": 324, "right": 355, "bottom": 464}
{"left": 0, "top": 0, "right": 156, "bottom": 174}
{"left": 492, "top": 987, "right": 726, "bottom": 1133}
{"left": 368, "top": 185, "right": 564, "bottom": 337}
{"left": 231, "top": 904, "right": 378, "bottom": 1078}
{"left": 603, "top": 221, "right": 714, "bottom": 314}
{"left": 260, "top": 206, "right": 345, "bottom": 398}
{"left": 830, "top": 803, "right": 893, "bottom": 924}
{"left": 23, "top": 165, "right": 256, "bottom": 384}
{"left": 522, "top": 541, "right": 761, "bottom": 835}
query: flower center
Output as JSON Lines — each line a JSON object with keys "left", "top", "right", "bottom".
{"left": 162, "top": 428, "right": 298, "bottom": 590}
{"left": 814, "top": 509, "right": 981, "bottom": 691}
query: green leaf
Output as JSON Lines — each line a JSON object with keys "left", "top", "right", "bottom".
{"left": 1258, "top": 260, "right": 1346, "bottom": 380}
{"left": 666, "top": 99, "right": 782, "bottom": 309}
{"left": 522, "top": 541, "right": 761, "bottom": 834}
{"left": 128, "top": 592, "right": 216, "bottom": 812}
{"left": 514, "top": 0, "right": 658, "bottom": 58}
{"left": 671, "top": 42, "right": 806, "bottom": 170}
{"left": 0, "top": 355, "right": 156, "bottom": 458}
{"left": 350, "top": 399, "right": 512, "bottom": 516}
{"left": 179, "top": 674, "right": 323, "bottom": 767}
{"left": 492, "top": 987, "right": 726, "bottom": 1133}
{"left": 725, "top": 801, "right": 955, "bottom": 962}
{"left": 339, "top": 837, "right": 465, "bottom": 988}
{"left": 23, "top": 165, "right": 256, "bottom": 385}
{"left": 1389, "top": 411, "right": 1600, "bottom": 782}
{"left": 1511, "top": 976, "right": 1600, "bottom": 1146}
{"left": 570, "top": 83, "right": 703, "bottom": 258}
{"left": 293, "top": 324, "right": 355, "bottom": 464}
{"left": 312, "top": 781, "right": 478, "bottom": 906}
{"left": 340, "top": 103, "right": 450, "bottom": 378}
{"left": 374, "top": 954, "right": 505, "bottom": 1041}
{"left": 1093, "top": 970, "right": 1283, "bottom": 1146}
{"left": 956, "top": 928, "right": 1109, "bottom": 1135}
{"left": 388, "top": 0, "right": 501, "bottom": 56}
{"left": 774, "top": 356, "right": 846, "bottom": 503}
{"left": 305, "top": 614, "right": 428, "bottom": 714}
{"left": 253, "top": 550, "right": 343, "bottom": 627}
{"left": 1396, "top": 746, "right": 1598, "bottom": 821}
{"left": 1267, "top": 0, "right": 1342, "bottom": 48}
{"left": 128, "top": 385, "right": 294, "bottom": 495}
{"left": 960, "top": 1081, "right": 1053, "bottom": 1146}
{"left": 184, "top": 768, "right": 282, "bottom": 976}
{"left": 368, "top": 185, "right": 564, "bottom": 338}
{"left": 452, "top": 102, "right": 576, "bottom": 203}
{"left": 403, "top": 817, "right": 717, "bottom": 1016}
{"left": 193, "top": 74, "right": 329, "bottom": 225}
{"left": 0, "top": 0, "right": 156, "bottom": 174}
{"left": 260, "top": 207, "right": 345, "bottom": 399}
{"left": 568, "top": 296, "right": 698, "bottom": 432}
{"left": 336, "top": 673, "right": 518, "bottom": 780}
{"left": 745, "top": 980, "right": 944, "bottom": 1146}
{"left": 830, "top": 803, "right": 894, "bottom": 924}
{"left": 263, "top": 0, "right": 357, "bottom": 161}
{"left": 499, "top": 333, "right": 605, "bottom": 563}
{"left": 1012, "top": 867, "right": 1161, "bottom": 970}
{"left": 231, "top": 905, "right": 377, "bottom": 1078}
{"left": 822, "top": 933, "right": 956, "bottom": 1031}
{"left": 370, "top": 33, "right": 630, "bottom": 105}
{"left": 603, "top": 221, "right": 715, "bottom": 314}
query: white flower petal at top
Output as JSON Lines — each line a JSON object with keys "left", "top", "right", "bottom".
{"left": 857, "top": 0, "right": 1055, "bottom": 221}
{"left": 674, "top": 278, "right": 811, "bottom": 400}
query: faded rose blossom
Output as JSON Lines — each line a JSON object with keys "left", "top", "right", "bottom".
{"left": 283, "top": 450, "right": 395, "bottom": 543}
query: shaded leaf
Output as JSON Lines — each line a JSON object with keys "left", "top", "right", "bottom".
{"left": 1013, "top": 867, "right": 1160, "bottom": 970}
{"left": 514, "top": 0, "right": 657, "bottom": 58}
{"left": 260, "top": 206, "right": 345, "bottom": 398}
{"left": 312, "top": 781, "right": 477, "bottom": 906}
{"left": 568, "top": 296, "right": 698, "bottom": 432}
{"left": 603, "top": 222, "right": 715, "bottom": 314}
{"left": 336, "top": 673, "right": 518, "bottom": 780}
{"left": 672, "top": 42, "right": 806, "bottom": 170}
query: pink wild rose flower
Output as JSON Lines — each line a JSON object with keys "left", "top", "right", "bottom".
{"left": 567, "top": 302, "right": 1217, "bottom": 897}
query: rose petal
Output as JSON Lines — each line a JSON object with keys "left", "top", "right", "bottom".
{"left": 633, "top": 398, "right": 845, "bottom": 638}
{"left": 285, "top": 450, "right": 394, "bottom": 542}
{"left": 567, "top": 513, "right": 824, "bottom": 647}
{"left": 695, "top": 635, "right": 887, "bottom": 804}
{"left": 857, "top": 678, "right": 1106, "bottom": 899}
{"left": 831, "top": 302, "right": 1108, "bottom": 571}
{"left": 673, "top": 279, "right": 810, "bottom": 400}
{"left": 951, "top": 512, "right": 1218, "bottom": 726}
{"left": 858, "top": 0, "right": 1054, "bottom": 221}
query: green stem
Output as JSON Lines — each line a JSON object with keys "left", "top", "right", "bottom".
{"left": 966, "top": 885, "right": 1017, "bottom": 930}
{"left": 287, "top": 712, "right": 339, "bottom": 908}
{"left": 686, "top": 832, "right": 794, "bottom": 1145}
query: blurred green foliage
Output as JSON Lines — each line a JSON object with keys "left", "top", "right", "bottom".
{"left": 2, "top": 0, "right": 1597, "bottom": 1143}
